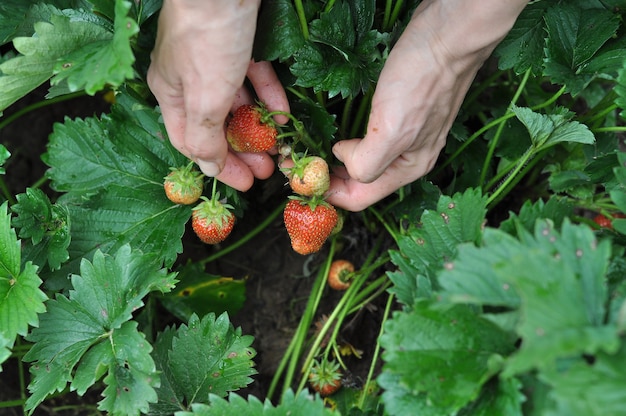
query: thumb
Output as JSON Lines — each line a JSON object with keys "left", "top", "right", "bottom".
{"left": 184, "top": 114, "right": 229, "bottom": 177}
{"left": 332, "top": 133, "right": 397, "bottom": 184}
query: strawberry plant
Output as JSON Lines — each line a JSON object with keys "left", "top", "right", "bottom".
{"left": 1, "top": 0, "right": 626, "bottom": 415}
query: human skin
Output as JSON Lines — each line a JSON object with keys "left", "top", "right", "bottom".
{"left": 326, "top": 0, "right": 530, "bottom": 211}
{"left": 147, "top": 0, "right": 290, "bottom": 192}
{"left": 148, "top": 0, "right": 528, "bottom": 211}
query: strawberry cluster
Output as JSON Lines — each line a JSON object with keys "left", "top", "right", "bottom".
{"left": 226, "top": 102, "right": 340, "bottom": 255}
{"left": 164, "top": 162, "right": 235, "bottom": 245}
{"left": 164, "top": 102, "right": 341, "bottom": 254}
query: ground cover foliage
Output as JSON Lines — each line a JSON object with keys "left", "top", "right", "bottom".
{"left": 1, "top": 0, "right": 626, "bottom": 415}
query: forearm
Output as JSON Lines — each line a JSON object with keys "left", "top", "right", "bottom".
{"left": 405, "top": 0, "right": 529, "bottom": 73}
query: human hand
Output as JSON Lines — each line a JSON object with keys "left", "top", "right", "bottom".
{"left": 147, "top": 0, "right": 289, "bottom": 191}
{"left": 327, "top": 0, "right": 528, "bottom": 211}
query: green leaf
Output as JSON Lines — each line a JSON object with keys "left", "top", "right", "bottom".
{"left": 43, "top": 89, "right": 190, "bottom": 285}
{"left": 174, "top": 389, "right": 337, "bottom": 416}
{"left": 458, "top": 377, "right": 525, "bottom": 416}
{"left": 499, "top": 221, "right": 618, "bottom": 376}
{"left": 23, "top": 245, "right": 173, "bottom": 414}
{"left": 540, "top": 345, "right": 626, "bottom": 416}
{"left": 379, "top": 302, "right": 515, "bottom": 414}
{"left": 290, "top": 0, "right": 387, "bottom": 98}
{"left": 498, "top": 196, "right": 573, "bottom": 237}
{"left": 149, "top": 313, "right": 256, "bottom": 414}
{"left": 437, "top": 230, "right": 523, "bottom": 309}
{"left": 388, "top": 188, "right": 487, "bottom": 306}
{"left": 0, "top": 202, "right": 47, "bottom": 349}
{"left": 617, "top": 64, "right": 626, "bottom": 120}
{"left": 0, "top": 1, "right": 63, "bottom": 43}
{"left": 543, "top": 4, "right": 620, "bottom": 95}
{"left": 495, "top": 2, "right": 548, "bottom": 75}
{"left": 51, "top": 0, "right": 138, "bottom": 94}
{"left": 159, "top": 263, "right": 247, "bottom": 322}
{"left": 11, "top": 188, "right": 71, "bottom": 271}
{"left": 0, "top": 144, "right": 9, "bottom": 175}
{"left": 253, "top": 0, "right": 305, "bottom": 62}
{"left": 290, "top": 94, "right": 338, "bottom": 158}
{"left": 512, "top": 106, "right": 595, "bottom": 150}
{"left": 0, "top": 332, "right": 11, "bottom": 370}
{"left": 0, "top": 8, "right": 112, "bottom": 111}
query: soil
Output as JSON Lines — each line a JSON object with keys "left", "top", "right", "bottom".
{"left": 0, "top": 88, "right": 390, "bottom": 415}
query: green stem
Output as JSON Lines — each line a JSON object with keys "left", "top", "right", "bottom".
{"left": 433, "top": 85, "right": 566, "bottom": 177}
{"left": 0, "top": 177, "right": 15, "bottom": 204}
{"left": 486, "top": 146, "right": 546, "bottom": 209}
{"left": 382, "top": 0, "right": 393, "bottom": 31}
{"left": 199, "top": 201, "right": 285, "bottom": 266}
{"left": 359, "top": 292, "right": 394, "bottom": 409}
{"left": 293, "top": 0, "right": 310, "bottom": 40}
{"left": 592, "top": 126, "right": 626, "bottom": 133}
{"left": 479, "top": 69, "right": 531, "bottom": 186}
{"left": 388, "top": 0, "right": 405, "bottom": 30}
{"left": 339, "top": 95, "right": 354, "bottom": 140}
{"left": 268, "top": 239, "right": 337, "bottom": 400}
{"left": 462, "top": 70, "right": 505, "bottom": 110}
{"left": 0, "top": 91, "right": 87, "bottom": 131}
{"left": 349, "top": 88, "right": 373, "bottom": 139}
{"left": 323, "top": 0, "right": 337, "bottom": 13}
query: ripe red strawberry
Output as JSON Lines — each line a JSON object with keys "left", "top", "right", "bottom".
{"left": 191, "top": 196, "right": 235, "bottom": 244}
{"left": 308, "top": 359, "right": 342, "bottom": 397}
{"left": 327, "top": 259, "right": 355, "bottom": 291}
{"left": 593, "top": 214, "right": 613, "bottom": 229}
{"left": 226, "top": 104, "right": 278, "bottom": 153}
{"left": 164, "top": 163, "right": 204, "bottom": 205}
{"left": 283, "top": 198, "right": 338, "bottom": 255}
{"left": 285, "top": 155, "right": 330, "bottom": 197}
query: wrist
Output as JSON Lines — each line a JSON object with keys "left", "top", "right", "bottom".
{"left": 407, "top": 0, "right": 528, "bottom": 71}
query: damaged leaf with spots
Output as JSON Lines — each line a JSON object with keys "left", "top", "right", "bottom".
{"left": 149, "top": 313, "right": 257, "bottom": 415}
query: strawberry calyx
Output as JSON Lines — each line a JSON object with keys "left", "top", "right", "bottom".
{"left": 192, "top": 194, "right": 234, "bottom": 227}
{"left": 286, "top": 194, "right": 332, "bottom": 211}
{"left": 308, "top": 359, "right": 342, "bottom": 396}
{"left": 164, "top": 161, "right": 205, "bottom": 204}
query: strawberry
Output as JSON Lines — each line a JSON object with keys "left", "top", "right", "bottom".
{"left": 327, "top": 259, "right": 355, "bottom": 291}
{"left": 191, "top": 196, "right": 235, "bottom": 244}
{"left": 226, "top": 104, "right": 278, "bottom": 153}
{"left": 283, "top": 198, "right": 338, "bottom": 255}
{"left": 308, "top": 359, "right": 342, "bottom": 397}
{"left": 593, "top": 212, "right": 626, "bottom": 230}
{"left": 593, "top": 214, "right": 613, "bottom": 229}
{"left": 285, "top": 155, "right": 330, "bottom": 197}
{"left": 164, "top": 163, "right": 204, "bottom": 205}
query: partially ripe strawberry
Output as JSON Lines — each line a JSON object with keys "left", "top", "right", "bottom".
{"left": 286, "top": 155, "right": 330, "bottom": 197}
{"left": 226, "top": 104, "right": 278, "bottom": 153}
{"left": 327, "top": 259, "right": 355, "bottom": 290}
{"left": 164, "top": 164, "right": 204, "bottom": 205}
{"left": 283, "top": 198, "right": 338, "bottom": 255}
{"left": 308, "top": 359, "right": 342, "bottom": 397}
{"left": 191, "top": 196, "right": 235, "bottom": 244}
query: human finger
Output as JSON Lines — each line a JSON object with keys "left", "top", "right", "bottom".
{"left": 246, "top": 60, "right": 290, "bottom": 125}
{"left": 326, "top": 150, "right": 439, "bottom": 212}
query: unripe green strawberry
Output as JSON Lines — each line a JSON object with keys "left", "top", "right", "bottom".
{"left": 164, "top": 163, "right": 204, "bottom": 205}
{"left": 226, "top": 104, "right": 278, "bottom": 153}
{"left": 191, "top": 196, "right": 235, "bottom": 244}
{"left": 283, "top": 197, "right": 338, "bottom": 255}
{"left": 286, "top": 155, "right": 330, "bottom": 197}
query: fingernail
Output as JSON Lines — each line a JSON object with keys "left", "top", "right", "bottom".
{"left": 198, "top": 161, "right": 221, "bottom": 177}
